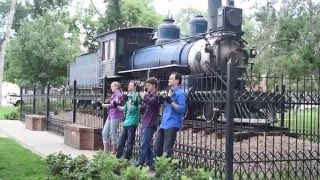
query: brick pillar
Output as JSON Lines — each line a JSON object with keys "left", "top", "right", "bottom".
{"left": 64, "top": 124, "right": 103, "bottom": 150}
{"left": 25, "top": 115, "right": 46, "bottom": 131}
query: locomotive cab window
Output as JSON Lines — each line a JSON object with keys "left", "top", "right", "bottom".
{"left": 127, "top": 36, "right": 138, "bottom": 44}
{"left": 103, "top": 39, "right": 115, "bottom": 61}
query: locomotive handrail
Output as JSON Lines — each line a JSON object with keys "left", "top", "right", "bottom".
{"left": 133, "top": 31, "right": 211, "bottom": 52}
{"left": 205, "top": 61, "right": 227, "bottom": 86}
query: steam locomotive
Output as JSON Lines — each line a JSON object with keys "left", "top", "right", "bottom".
{"left": 69, "top": 0, "right": 278, "bottom": 124}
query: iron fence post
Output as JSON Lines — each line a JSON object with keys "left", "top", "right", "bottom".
{"left": 280, "top": 85, "right": 285, "bottom": 127}
{"left": 20, "top": 87, "right": 23, "bottom": 122}
{"left": 62, "top": 99, "right": 65, "bottom": 111}
{"left": 103, "top": 76, "right": 108, "bottom": 125}
{"left": 72, "top": 80, "right": 77, "bottom": 123}
{"left": 33, "top": 85, "right": 36, "bottom": 114}
{"left": 46, "top": 83, "right": 50, "bottom": 130}
{"left": 225, "top": 59, "right": 235, "bottom": 180}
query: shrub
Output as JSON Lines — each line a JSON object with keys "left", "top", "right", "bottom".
{"left": 4, "top": 110, "right": 20, "bottom": 120}
{"left": 45, "top": 151, "right": 215, "bottom": 179}
{"left": 181, "top": 166, "right": 215, "bottom": 180}
{"left": 86, "top": 151, "right": 119, "bottom": 179}
{"left": 60, "top": 154, "right": 90, "bottom": 179}
{"left": 121, "top": 166, "right": 150, "bottom": 180}
{"left": 34, "top": 99, "right": 65, "bottom": 115}
{"left": 45, "top": 152, "right": 72, "bottom": 176}
{"left": 114, "top": 157, "right": 132, "bottom": 175}
{"left": 154, "top": 153, "right": 180, "bottom": 180}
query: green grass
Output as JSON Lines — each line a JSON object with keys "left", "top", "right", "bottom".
{"left": 0, "top": 137, "right": 47, "bottom": 179}
{"left": 0, "top": 106, "right": 18, "bottom": 120}
{"left": 282, "top": 109, "right": 319, "bottom": 133}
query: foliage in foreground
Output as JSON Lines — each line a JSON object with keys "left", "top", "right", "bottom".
{"left": 0, "top": 137, "right": 47, "bottom": 179}
{"left": 45, "top": 151, "right": 216, "bottom": 180}
{"left": 0, "top": 106, "right": 19, "bottom": 120}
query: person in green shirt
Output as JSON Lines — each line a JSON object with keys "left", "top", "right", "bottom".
{"left": 116, "top": 80, "right": 142, "bottom": 159}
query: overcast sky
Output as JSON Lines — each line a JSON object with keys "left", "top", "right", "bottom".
{"left": 151, "top": 0, "right": 258, "bottom": 16}
{"left": 87, "top": 0, "right": 262, "bottom": 16}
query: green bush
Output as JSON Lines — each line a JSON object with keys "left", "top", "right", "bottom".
{"left": 34, "top": 99, "right": 66, "bottom": 115}
{"left": 121, "top": 166, "right": 150, "bottom": 180}
{"left": 154, "top": 153, "right": 180, "bottom": 180}
{"left": 45, "top": 151, "right": 216, "bottom": 180}
{"left": 45, "top": 152, "right": 72, "bottom": 176}
{"left": 86, "top": 151, "right": 119, "bottom": 179}
{"left": 4, "top": 110, "right": 20, "bottom": 120}
{"left": 60, "top": 154, "right": 90, "bottom": 179}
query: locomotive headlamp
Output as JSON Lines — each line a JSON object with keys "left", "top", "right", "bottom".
{"left": 249, "top": 48, "right": 257, "bottom": 58}
{"left": 216, "top": 6, "right": 243, "bottom": 33}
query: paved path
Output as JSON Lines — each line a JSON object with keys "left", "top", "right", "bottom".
{"left": 0, "top": 120, "right": 97, "bottom": 158}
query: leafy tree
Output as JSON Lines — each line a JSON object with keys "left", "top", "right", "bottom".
{"left": 0, "top": 0, "right": 72, "bottom": 35}
{"left": 0, "top": 0, "right": 29, "bottom": 36}
{"left": 121, "top": 0, "right": 162, "bottom": 27}
{"left": 103, "top": 0, "right": 123, "bottom": 31}
{"left": 25, "top": 0, "right": 72, "bottom": 17}
{"left": 73, "top": 5, "right": 102, "bottom": 53}
{"left": 5, "top": 14, "right": 81, "bottom": 88}
{"left": 248, "top": 0, "right": 320, "bottom": 78}
{"left": 79, "top": 0, "right": 162, "bottom": 52}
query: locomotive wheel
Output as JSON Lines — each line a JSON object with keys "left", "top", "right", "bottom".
{"left": 184, "top": 106, "right": 193, "bottom": 120}
{"left": 203, "top": 102, "right": 221, "bottom": 122}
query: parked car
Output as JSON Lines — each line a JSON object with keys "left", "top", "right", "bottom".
{"left": 6, "top": 93, "right": 23, "bottom": 106}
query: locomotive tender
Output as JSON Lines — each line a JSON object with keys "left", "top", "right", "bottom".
{"left": 69, "top": 0, "right": 277, "bottom": 124}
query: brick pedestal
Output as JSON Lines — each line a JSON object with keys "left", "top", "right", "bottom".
{"left": 25, "top": 115, "right": 46, "bottom": 131}
{"left": 64, "top": 124, "right": 103, "bottom": 150}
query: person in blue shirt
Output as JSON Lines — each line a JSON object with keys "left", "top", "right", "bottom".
{"left": 154, "top": 72, "right": 187, "bottom": 158}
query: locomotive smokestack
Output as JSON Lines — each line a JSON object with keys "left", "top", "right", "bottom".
{"left": 207, "top": 0, "right": 222, "bottom": 32}
{"left": 227, "top": 0, "right": 234, "bottom": 6}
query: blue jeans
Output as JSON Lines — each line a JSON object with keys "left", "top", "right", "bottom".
{"left": 102, "top": 118, "right": 121, "bottom": 144}
{"left": 116, "top": 125, "right": 137, "bottom": 159}
{"left": 154, "top": 128, "right": 179, "bottom": 158}
{"left": 136, "top": 127, "right": 155, "bottom": 167}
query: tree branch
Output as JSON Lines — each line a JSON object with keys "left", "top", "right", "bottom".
{"left": 257, "top": 39, "right": 296, "bottom": 57}
{"left": 89, "top": 0, "right": 103, "bottom": 19}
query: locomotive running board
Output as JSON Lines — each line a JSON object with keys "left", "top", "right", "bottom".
{"left": 118, "top": 64, "right": 190, "bottom": 76}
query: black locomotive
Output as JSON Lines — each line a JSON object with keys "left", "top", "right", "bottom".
{"left": 69, "top": 0, "right": 278, "bottom": 124}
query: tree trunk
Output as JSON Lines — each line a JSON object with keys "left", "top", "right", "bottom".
{"left": 0, "top": 0, "right": 17, "bottom": 107}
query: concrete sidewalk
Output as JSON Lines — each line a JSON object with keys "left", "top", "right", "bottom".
{"left": 0, "top": 120, "right": 97, "bottom": 158}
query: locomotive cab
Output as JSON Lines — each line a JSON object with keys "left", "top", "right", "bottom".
{"left": 95, "top": 27, "right": 155, "bottom": 80}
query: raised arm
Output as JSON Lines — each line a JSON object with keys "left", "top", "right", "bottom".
{"left": 140, "top": 92, "right": 160, "bottom": 105}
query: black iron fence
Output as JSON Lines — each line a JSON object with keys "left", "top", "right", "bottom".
{"left": 20, "top": 61, "right": 320, "bottom": 179}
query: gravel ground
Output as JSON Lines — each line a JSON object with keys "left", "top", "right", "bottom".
{"left": 175, "top": 128, "right": 320, "bottom": 176}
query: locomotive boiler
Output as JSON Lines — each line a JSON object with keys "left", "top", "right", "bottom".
{"left": 69, "top": 0, "right": 278, "bottom": 124}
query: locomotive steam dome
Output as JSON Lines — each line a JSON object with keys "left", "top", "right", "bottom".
{"left": 189, "top": 14, "right": 208, "bottom": 36}
{"left": 155, "top": 18, "right": 180, "bottom": 45}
